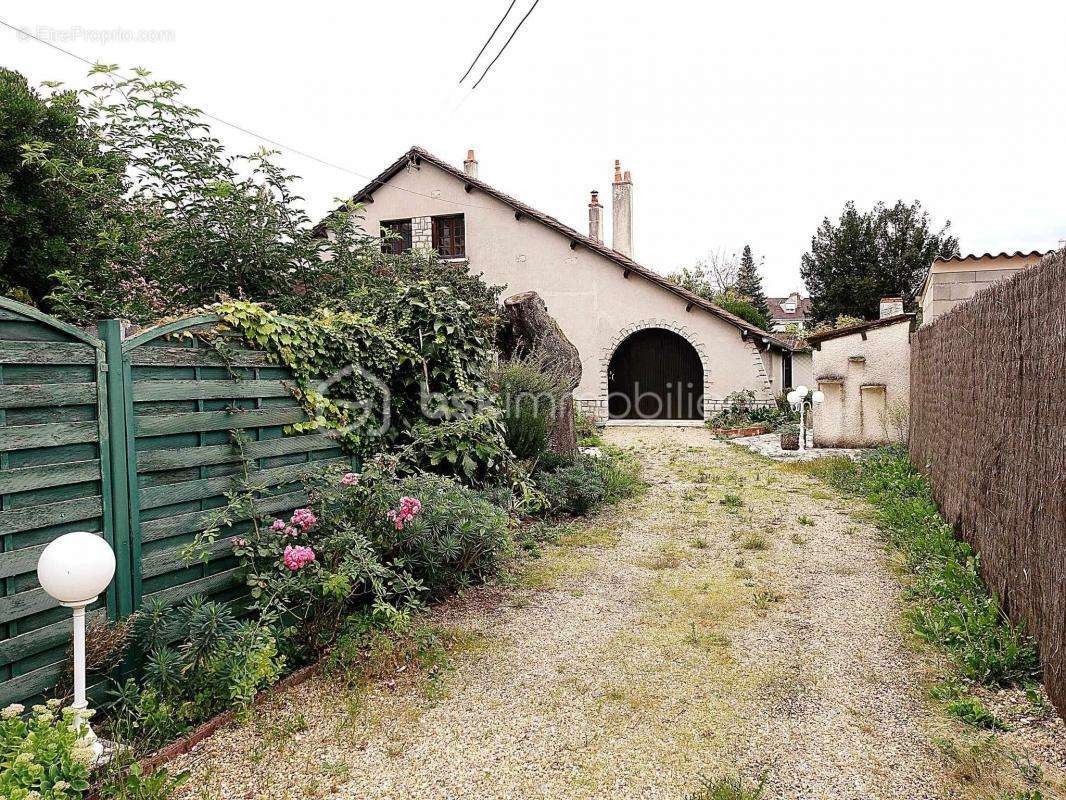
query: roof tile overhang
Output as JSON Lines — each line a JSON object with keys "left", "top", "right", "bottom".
{"left": 319, "top": 146, "right": 791, "bottom": 351}
{"left": 805, "top": 313, "right": 916, "bottom": 348}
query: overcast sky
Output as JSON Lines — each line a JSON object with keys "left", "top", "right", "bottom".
{"left": 4, "top": 1, "right": 1064, "bottom": 294}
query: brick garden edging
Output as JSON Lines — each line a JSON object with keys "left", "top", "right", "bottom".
{"left": 710, "top": 424, "right": 769, "bottom": 439}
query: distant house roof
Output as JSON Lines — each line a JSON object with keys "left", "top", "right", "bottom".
{"left": 805, "top": 313, "right": 916, "bottom": 348}
{"left": 320, "top": 145, "right": 790, "bottom": 351}
{"left": 766, "top": 295, "right": 812, "bottom": 322}
{"left": 933, "top": 250, "right": 1053, "bottom": 264}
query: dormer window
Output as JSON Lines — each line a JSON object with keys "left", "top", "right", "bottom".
{"left": 433, "top": 214, "right": 466, "bottom": 259}
{"left": 782, "top": 301, "right": 796, "bottom": 313}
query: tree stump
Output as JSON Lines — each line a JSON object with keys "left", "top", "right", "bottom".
{"left": 503, "top": 291, "right": 582, "bottom": 455}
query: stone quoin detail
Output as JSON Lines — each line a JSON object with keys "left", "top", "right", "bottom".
{"left": 596, "top": 319, "right": 713, "bottom": 421}
{"left": 411, "top": 216, "right": 433, "bottom": 251}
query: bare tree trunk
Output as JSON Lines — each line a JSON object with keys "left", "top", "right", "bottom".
{"left": 503, "top": 291, "right": 582, "bottom": 455}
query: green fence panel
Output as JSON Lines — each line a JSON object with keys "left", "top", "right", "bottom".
{"left": 120, "top": 314, "right": 348, "bottom": 611}
{"left": 0, "top": 306, "right": 352, "bottom": 707}
{"left": 0, "top": 299, "right": 115, "bottom": 708}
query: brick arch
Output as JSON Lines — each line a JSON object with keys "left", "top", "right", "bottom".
{"left": 598, "top": 319, "right": 713, "bottom": 420}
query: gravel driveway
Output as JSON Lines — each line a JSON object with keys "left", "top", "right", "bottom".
{"left": 170, "top": 427, "right": 1064, "bottom": 800}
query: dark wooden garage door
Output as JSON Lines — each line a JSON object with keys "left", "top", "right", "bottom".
{"left": 607, "top": 328, "right": 704, "bottom": 420}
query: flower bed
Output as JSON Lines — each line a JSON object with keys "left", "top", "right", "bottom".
{"left": 710, "top": 424, "right": 769, "bottom": 439}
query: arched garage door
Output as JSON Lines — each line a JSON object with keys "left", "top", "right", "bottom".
{"left": 607, "top": 328, "right": 704, "bottom": 420}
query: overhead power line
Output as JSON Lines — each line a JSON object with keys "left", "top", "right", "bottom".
{"left": 0, "top": 17, "right": 497, "bottom": 211}
{"left": 459, "top": 0, "right": 518, "bottom": 84}
{"left": 472, "top": 0, "right": 542, "bottom": 90}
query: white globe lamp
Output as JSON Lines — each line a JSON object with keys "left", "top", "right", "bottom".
{"left": 812, "top": 390, "right": 825, "bottom": 404}
{"left": 786, "top": 390, "right": 800, "bottom": 405}
{"left": 796, "top": 385, "right": 809, "bottom": 398}
{"left": 37, "top": 531, "right": 116, "bottom": 758}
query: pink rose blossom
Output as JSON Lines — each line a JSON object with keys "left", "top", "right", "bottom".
{"left": 340, "top": 472, "right": 361, "bottom": 487}
{"left": 290, "top": 508, "right": 318, "bottom": 532}
{"left": 270, "top": 519, "right": 287, "bottom": 531}
{"left": 283, "top": 544, "right": 316, "bottom": 571}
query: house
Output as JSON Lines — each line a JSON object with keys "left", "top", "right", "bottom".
{"left": 807, "top": 298, "right": 913, "bottom": 447}
{"left": 330, "top": 147, "right": 803, "bottom": 422}
{"left": 766, "top": 292, "right": 812, "bottom": 332}
{"left": 917, "top": 250, "right": 1050, "bottom": 324}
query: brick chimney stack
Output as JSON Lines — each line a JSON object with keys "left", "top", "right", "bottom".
{"left": 588, "top": 190, "right": 603, "bottom": 243}
{"left": 879, "top": 297, "right": 904, "bottom": 318}
{"left": 463, "top": 149, "right": 478, "bottom": 179}
{"left": 611, "top": 160, "right": 633, "bottom": 258}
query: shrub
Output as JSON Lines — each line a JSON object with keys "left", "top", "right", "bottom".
{"left": 798, "top": 448, "right": 1039, "bottom": 685}
{"left": 369, "top": 474, "right": 512, "bottom": 597}
{"left": 539, "top": 457, "right": 608, "bottom": 516}
{"left": 404, "top": 411, "right": 514, "bottom": 487}
{"left": 0, "top": 700, "right": 93, "bottom": 800}
{"left": 537, "top": 447, "right": 644, "bottom": 516}
{"left": 492, "top": 354, "right": 564, "bottom": 461}
{"left": 686, "top": 772, "right": 768, "bottom": 800}
{"left": 112, "top": 598, "right": 284, "bottom": 748}
{"left": 574, "top": 406, "right": 601, "bottom": 446}
{"left": 708, "top": 390, "right": 796, "bottom": 432}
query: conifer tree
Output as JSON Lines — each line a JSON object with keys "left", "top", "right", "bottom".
{"left": 735, "top": 245, "right": 770, "bottom": 328}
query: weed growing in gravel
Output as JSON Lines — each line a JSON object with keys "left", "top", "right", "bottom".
{"left": 740, "top": 532, "right": 768, "bottom": 551}
{"left": 720, "top": 494, "right": 744, "bottom": 509}
{"left": 930, "top": 680, "right": 1009, "bottom": 731}
{"left": 797, "top": 515, "right": 815, "bottom": 526}
{"left": 797, "top": 449, "right": 1039, "bottom": 687}
{"left": 753, "top": 589, "right": 783, "bottom": 611}
{"left": 686, "top": 772, "right": 768, "bottom": 800}
{"left": 690, "top": 537, "right": 710, "bottom": 549}
{"left": 790, "top": 531, "right": 806, "bottom": 545}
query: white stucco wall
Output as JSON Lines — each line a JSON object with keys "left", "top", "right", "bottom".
{"left": 810, "top": 320, "right": 911, "bottom": 447}
{"left": 353, "top": 158, "right": 777, "bottom": 419}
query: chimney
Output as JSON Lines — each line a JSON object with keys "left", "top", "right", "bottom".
{"left": 588, "top": 190, "right": 603, "bottom": 243}
{"left": 879, "top": 297, "right": 904, "bottom": 318}
{"left": 611, "top": 159, "right": 634, "bottom": 257}
{"left": 463, "top": 149, "right": 478, "bottom": 179}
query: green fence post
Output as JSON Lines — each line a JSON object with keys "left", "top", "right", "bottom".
{"left": 99, "top": 320, "right": 135, "bottom": 618}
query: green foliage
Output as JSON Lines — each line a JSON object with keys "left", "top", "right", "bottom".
{"left": 537, "top": 448, "right": 644, "bottom": 516}
{"left": 97, "top": 760, "right": 187, "bottom": 800}
{"left": 720, "top": 494, "right": 744, "bottom": 508}
{"left": 800, "top": 448, "right": 1039, "bottom": 685}
{"left": 112, "top": 596, "right": 284, "bottom": 748}
{"left": 709, "top": 390, "right": 797, "bottom": 432}
{"left": 234, "top": 460, "right": 512, "bottom": 660}
{"left": 800, "top": 199, "right": 959, "bottom": 323}
{"left": 713, "top": 292, "right": 772, "bottom": 331}
{"left": 0, "top": 68, "right": 125, "bottom": 308}
{"left": 574, "top": 406, "right": 602, "bottom": 446}
{"left": 369, "top": 473, "right": 513, "bottom": 598}
{"left": 734, "top": 245, "right": 771, "bottom": 327}
{"left": 0, "top": 700, "right": 93, "bottom": 800}
{"left": 686, "top": 772, "right": 768, "bottom": 800}
{"left": 404, "top": 411, "right": 513, "bottom": 486}
{"left": 491, "top": 355, "right": 564, "bottom": 461}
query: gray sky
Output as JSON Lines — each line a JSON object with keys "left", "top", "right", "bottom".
{"left": 4, "top": 1, "right": 1064, "bottom": 294}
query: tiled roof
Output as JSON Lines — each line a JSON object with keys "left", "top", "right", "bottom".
{"left": 766, "top": 295, "right": 812, "bottom": 321}
{"left": 322, "top": 146, "right": 790, "bottom": 350}
{"left": 933, "top": 250, "right": 1053, "bottom": 263}
{"left": 805, "top": 313, "right": 915, "bottom": 347}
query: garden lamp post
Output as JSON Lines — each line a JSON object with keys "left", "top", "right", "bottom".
{"left": 37, "top": 531, "right": 116, "bottom": 759}
{"left": 786, "top": 385, "right": 824, "bottom": 452}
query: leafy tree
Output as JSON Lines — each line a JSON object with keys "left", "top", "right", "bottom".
{"left": 800, "top": 200, "right": 959, "bottom": 323}
{"left": 0, "top": 68, "right": 124, "bottom": 306}
{"left": 668, "top": 248, "right": 770, "bottom": 331}
{"left": 734, "top": 244, "right": 770, "bottom": 326}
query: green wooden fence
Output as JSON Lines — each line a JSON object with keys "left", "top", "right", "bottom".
{"left": 0, "top": 301, "right": 346, "bottom": 707}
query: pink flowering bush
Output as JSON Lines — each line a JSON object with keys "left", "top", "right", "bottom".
{"left": 386, "top": 496, "right": 423, "bottom": 530}
{"left": 232, "top": 458, "right": 511, "bottom": 657}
